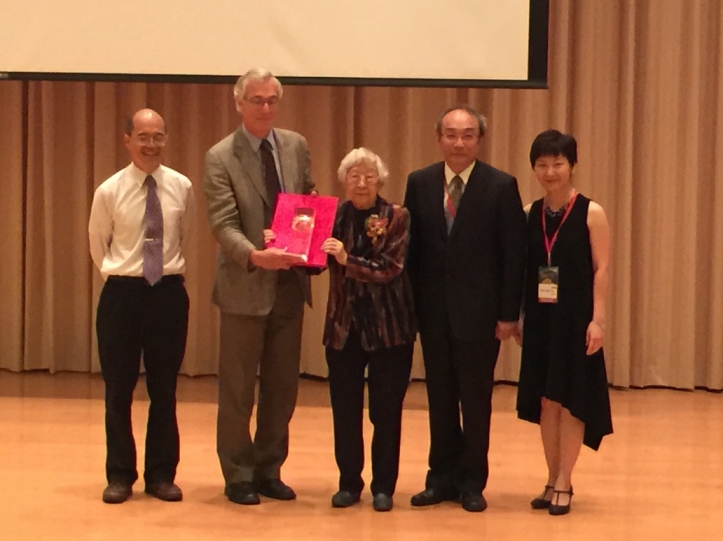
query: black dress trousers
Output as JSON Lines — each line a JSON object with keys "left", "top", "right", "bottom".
{"left": 96, "top": 275, "right": 189, "bottom": 485}
{"left": 326, "top": 328, "right": 413, "bottom": 496}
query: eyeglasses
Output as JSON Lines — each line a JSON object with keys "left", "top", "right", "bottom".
{"left": 347, "top": 173, "right": 379, "bottom": 186}
{"left": 243, "top": 96, "right": 280, "bottom": 108}
{"left": 135, "top": 133, "right": 167, "bottom": 146}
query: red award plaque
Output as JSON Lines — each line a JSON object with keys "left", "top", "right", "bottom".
{"left": 270, "top": 193, "right": 339, "bottom": 267}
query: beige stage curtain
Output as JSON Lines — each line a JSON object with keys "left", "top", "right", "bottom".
{"left": 1, "top": 0, "right": 722, "bottom": 389}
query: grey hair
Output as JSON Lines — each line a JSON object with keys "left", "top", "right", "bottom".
{"left": 337, "top": 147, "right": 390, "bottom": 186}
{"left": 233, "top": 68, "right": 284, "bottom": 99}
{"left": 434, "top": 104, "right": 487, "bottom": 137}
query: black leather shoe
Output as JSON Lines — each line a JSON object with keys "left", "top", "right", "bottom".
{"left": 373, "top": 493, "right": 393, "bottom": 512}
{"left": 145, "top": 481, "right": 183, "bottom": 502}
{"left": 102, "top": 482, "right": 133, "bottom": 504}
{"left": 410, "top": 487, "right": 459, "bottom": 506}
{"left": 331, "top": 490, "right": 361, "bottom": 508}
{"left": 548, "top": 487, "right": 573, "bottom": 516}
{"left": 460, "top": 491, "right": 487, "bottom": 512}
{"left": 530, "top": 485, "right": 554, "bottom": 509}
{"left": 225, "top": 481, "right": 261, "bottom": 505}
{"left": 255, "top": 478, "right": 297, "bottom": 500}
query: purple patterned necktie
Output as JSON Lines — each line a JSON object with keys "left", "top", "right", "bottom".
{"left": 143, "top": 175, "right": 164, "bottom": 285}
{"left": 260, "top": 139, "right": 281, "bottom": 223}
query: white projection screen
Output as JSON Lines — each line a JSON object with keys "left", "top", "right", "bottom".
{"left": 0, "top": 0, "right": 549, "bottom": 88}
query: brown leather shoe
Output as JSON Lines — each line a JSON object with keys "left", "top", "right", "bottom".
{"left": 102, "top": 482, "right": 133, "bottom": 504}
{"left": 145, "top": 481, "right": 183, "bottom": 502}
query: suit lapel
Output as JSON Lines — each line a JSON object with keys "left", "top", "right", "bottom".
{"left": 232, "top": 127, "right": 270, "bottom": 207}
{"left": 426, "top": 163, "right": 448, "bottom": 241}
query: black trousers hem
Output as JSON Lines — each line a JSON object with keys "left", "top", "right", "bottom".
{"left": 326, "top": 329, "right": 413, "bottom": 496}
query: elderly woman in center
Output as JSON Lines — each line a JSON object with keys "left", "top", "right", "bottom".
{"left": 320, "top": 147, "right": 416, "bottom": 512}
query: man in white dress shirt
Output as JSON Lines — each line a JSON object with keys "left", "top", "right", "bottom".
{"left": 89, "top": 108, "right": 195, "bottom": 504}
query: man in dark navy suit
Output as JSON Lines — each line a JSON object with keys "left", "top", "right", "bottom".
{"left": 404, "top": 105, "right": 526, "bottom": 512}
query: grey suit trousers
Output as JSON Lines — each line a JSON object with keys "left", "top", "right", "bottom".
{"left": 216, "top": 270, "right": 305, "bottom": 486}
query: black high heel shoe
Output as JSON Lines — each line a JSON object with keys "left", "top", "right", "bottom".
{"left": 548, "top": 487, "right": 573, "bottom": 516}
{"left": 530, "top": 485, "right": 554, "bottom": 509}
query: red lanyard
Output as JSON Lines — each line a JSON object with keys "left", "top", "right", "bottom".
{"left": 444, "top": 179, "right": 460, "bottom": 218}
{"left": 542, "top": 190, "right": 578, "bottom": 266}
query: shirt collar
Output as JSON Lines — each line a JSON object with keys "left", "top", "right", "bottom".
{"left": 129, "top": 163, "right": 163, "bottom": 187}
{"left": 444, "top": 161, "right": 475, "bottom": 186}
{"left": 242, "top": 124, "right": 277, "bottom": 153}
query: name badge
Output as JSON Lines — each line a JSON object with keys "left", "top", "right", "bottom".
{"left": 538, "top": 266, "right": 559, "bottom": 303}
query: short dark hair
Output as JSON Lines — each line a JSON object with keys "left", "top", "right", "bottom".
{"left": 435, "top": 104, "right": 487, "bottom": 137}
{"left": 529, "top": 130, "right": 577, "bottom": 167}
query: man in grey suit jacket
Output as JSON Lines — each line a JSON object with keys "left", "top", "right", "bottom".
{"left": 203, "top": 68, "right": 316, "bottom": 505}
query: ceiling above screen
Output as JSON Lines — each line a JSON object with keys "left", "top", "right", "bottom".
{"left": 1, "top": 0, "right": 549, "bottom": 88}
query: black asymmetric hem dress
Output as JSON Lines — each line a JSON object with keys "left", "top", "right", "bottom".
{"left": 516, "top": 194, "right": 613, "bottom": 450}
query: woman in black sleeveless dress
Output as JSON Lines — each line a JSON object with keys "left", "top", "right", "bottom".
{"left": 515, "top": 130, "right": 613, "bottom": 516}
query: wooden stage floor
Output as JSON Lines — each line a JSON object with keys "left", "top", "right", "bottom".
{"left": 1, "top": 371, "right": 721, "bottom": 540}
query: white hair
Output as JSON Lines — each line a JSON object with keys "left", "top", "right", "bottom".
{"left": 337, "top": 147, "right": 389, "bottom": 186}
{"left": 233, "top": 68, "right": 284, "bottom": 99}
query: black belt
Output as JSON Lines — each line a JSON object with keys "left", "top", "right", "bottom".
{"left": 107, "top": 274, "right": 184, "bottom": 286}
